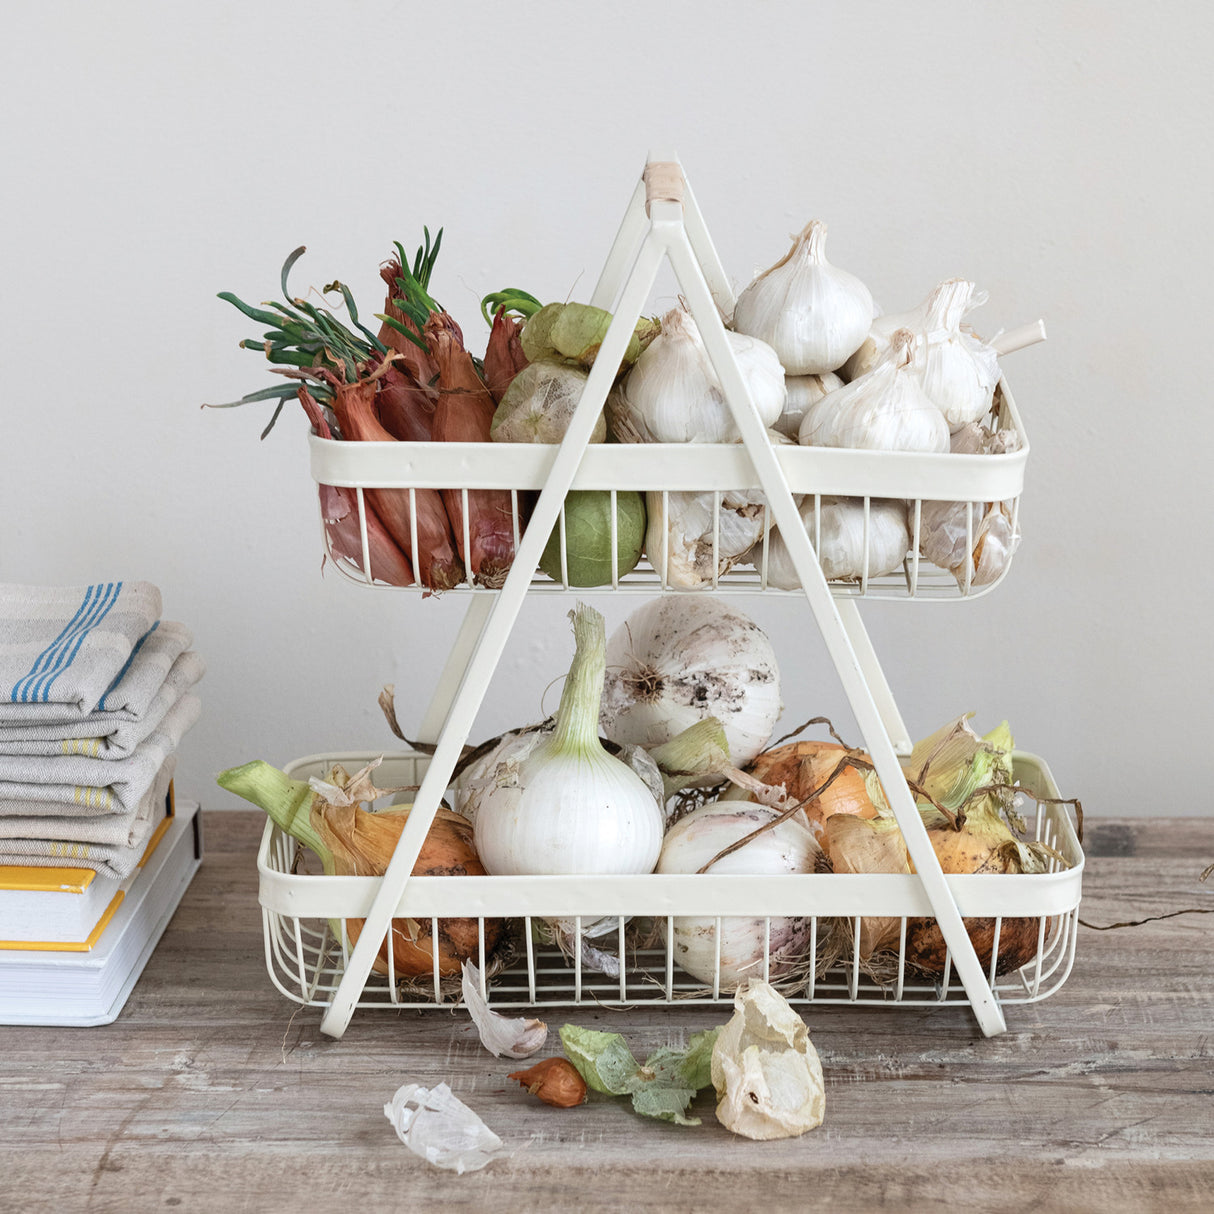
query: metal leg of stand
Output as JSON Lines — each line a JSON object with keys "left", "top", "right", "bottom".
{"left": 836, "top": 600, "right": 912, "bottom": 756}
{"left": 415, "top": 595, "right": 495, "bottom": 747}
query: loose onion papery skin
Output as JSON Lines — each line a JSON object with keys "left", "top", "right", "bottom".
{"left": 904, "top": 825, "right": 1048, "bottom": 977}
{"left": 601, "top": 598, "right": 783, "bottom": 777}
{"left": 312, "top": 801, "right": 501, "bottom": 979}
{"left": 823, "top": 814, "right": 911, "bottom": 959}
{"left": 725, "top": 740, "right": 878, "bottom": 842}
{"left": 657, "top": 802, "right": 819, "bottom": 988}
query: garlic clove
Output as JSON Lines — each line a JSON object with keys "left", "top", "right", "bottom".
{"left": 461, "top": 961, "right": 548, "bottom": 1059}
{"left": 773, "top": 371, "right": 844, "bottom": 438}
{"left": 732, "top": 219, "right": 874, "bottom": 376}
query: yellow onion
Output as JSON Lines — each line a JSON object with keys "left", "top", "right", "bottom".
{"left": 903, "top": 808, "right": 1049, "bottom": 976}
{"left": 215, "top": 757, "right": 501, "bottom": 981}
{"left": 312, "top": 795, "right": 501, "bottom": 978}
{"left": 823, "top": 814, "right": 910, "bottom": 958}
{"left": 729, "top": 740, "right": 878, "bottom": 841}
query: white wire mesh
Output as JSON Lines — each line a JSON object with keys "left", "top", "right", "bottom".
{"left": 310, "top": 385, "right": 1026, "bottom": 602}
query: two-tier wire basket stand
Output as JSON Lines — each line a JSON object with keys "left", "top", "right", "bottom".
{"left": 257, "top": 152, "right": 1084, "bottom": 1040}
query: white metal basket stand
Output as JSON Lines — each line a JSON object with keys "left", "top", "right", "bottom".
{"left": 288, "top": 152, "right": 1078, "bottom": 1041}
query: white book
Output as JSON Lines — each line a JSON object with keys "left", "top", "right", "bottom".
{"left": 0, "top": 864, "right": 125, "bottom": 947}
{"left": 0, "top": 801, "right": 202, "bottom": 1026}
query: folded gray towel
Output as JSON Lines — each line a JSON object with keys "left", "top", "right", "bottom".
{"left": 0, "top": 757, "right": 176, "bottom": 879}
{"left": 0, "top": 692, "right": 200, "bottom": 816}
{"left": 0, "top": 582, "right": 162, "bottom": 722}
{"left": 0, "top": 646, "right": 205, "bottom": 759}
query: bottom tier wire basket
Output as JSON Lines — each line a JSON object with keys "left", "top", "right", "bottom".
{"left": 257, "top": 750, "right": 1083, "bottom": 1014}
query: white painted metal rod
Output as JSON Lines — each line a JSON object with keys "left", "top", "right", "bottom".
{"left": 991, "top": 319, "right": 1047, "bottom": 357}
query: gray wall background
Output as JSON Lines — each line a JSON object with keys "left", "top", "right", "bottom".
{"left": 3, "top": 1, "right": 1209, "bottom": 818}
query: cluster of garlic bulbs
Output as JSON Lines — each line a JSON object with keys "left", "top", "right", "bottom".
{"left": 598, "top": 217, "right": 1022, "bottom": 590}
{"left": 721, "top": 223, "right": 1018, "bottom": 588}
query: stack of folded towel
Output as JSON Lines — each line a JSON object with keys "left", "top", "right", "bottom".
{"left": 0, "top": 582, "right": 204, "bottom": 878}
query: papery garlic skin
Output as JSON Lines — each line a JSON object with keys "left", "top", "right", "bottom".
{"left": 774, "top": 371, "right": 844, "bottom": 439}
{"left": 732, "top": 219, "right": 874, "bottom": 375}
{"left": 461, "top": 961, "right": 548, "bottom": 1059}
{"left": 601, "top": 597, "right": 782, "bottom": 772}
{"left": 711, "top": 980, "right": 825, "bottom": 1141}
{"left": 645, "top": 433, "right": 798, "bottom": 590}
{"left": 490, "top": 362, "right": 607, "bottom": 444}
{"left": 613, "top": 306, "right": 786, "bottom": 443}
{"left": 645, "top": 488, "right": 766, "bottom": 590}
{"left": 919, "top": 422, "right": 1021, "bottom": 588}
{"left": 383, "top": 1083, "right": 506, "bottom": 1173}
{"left": 657, "top": 803, "right": 819, "bottom": 988}
{"left": 750, "top": 496, "right": 910, "bottom": 587}
{"left": 799, "top": 329, "right": 949, "bottom": 454}
{"left": 843, "top": 279, "right": 1000, "bottom": 431}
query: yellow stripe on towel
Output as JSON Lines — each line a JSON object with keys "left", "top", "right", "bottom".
{"left": 61, "top": 737, "right": 103, "bottom": 757}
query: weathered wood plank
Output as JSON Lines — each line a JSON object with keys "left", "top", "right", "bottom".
{"left": 1, "top": 811, "right": 1211, "bottom": 1212}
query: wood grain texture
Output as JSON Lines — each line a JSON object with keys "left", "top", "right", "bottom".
{"left": 1, "top": 812, "right": 1211, "bottom": 1213}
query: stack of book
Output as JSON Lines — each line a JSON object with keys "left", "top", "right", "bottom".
{"left": 0, "top": 581, "right": 205, "bottom": 1025}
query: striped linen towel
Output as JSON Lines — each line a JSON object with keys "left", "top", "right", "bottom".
{"left": 0, "top": 643, "right": 205, "bottom": 759}
{"left": 0, "top": 757, "right": 175, "bottom": 879}
{"left": 0, "top": 692, "right": 200, "bottom": 816}
{"left": 0, "top": 582, "right": 162, "bottom": 722}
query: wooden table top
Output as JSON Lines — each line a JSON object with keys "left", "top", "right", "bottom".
{"left": 2, "top": 811, "right": 1211, "bottom": 1213}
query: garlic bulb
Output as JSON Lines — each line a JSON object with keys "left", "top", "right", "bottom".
{"left": 773, "top": 371, "right": 844, "bottom": 439}
{"left": 645, "top": 488, "right": 766, "bottom": 590}
{"left": 919, "top": 422, "right": 1021, "bottom": 589}
{"left": 798, "top": 329, "right": 949, "bottom": 453}
{"left": 645, "top": 432, "right": 798, "bottom": 589}
{"left": 472, "top": 605, "right": 664, "bottom": 882}
{"left": 612, "top": 306, "right": 786, "bottom": 443}
{"left": 842, "top": 279, "right": 1000, "bottom": 431}
{"left": 732, "top": 219, "right": 875, "bottom": 375}
{"left": 657, "top": 801, "right": 820, "bottom": 988}
{"left": 749, "top": 496, "right": 910, "bottom": 587}
{"left": 601, "top": 597, "right": 782, "bottom": 773}
{"left": 490, "top": 361, "right": 607, "bottom": 444}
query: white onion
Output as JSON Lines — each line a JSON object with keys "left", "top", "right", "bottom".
{"left": 657, "top": 801, "right": 819, "bottom": 987}
{"left": 472, "top": 605, "right": 664, "bottom": 893}
{"left": 600, "top": 598, "right": 782, "bottom": 772}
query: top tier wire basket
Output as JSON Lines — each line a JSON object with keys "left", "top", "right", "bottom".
{"left": 309, "top": 374, "right": 1028, "bottom": 601}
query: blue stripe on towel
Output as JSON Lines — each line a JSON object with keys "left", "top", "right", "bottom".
{"left": 10, "top": 585, "right": 104, "bottom": 702}
{"left": 11, "top": 582, "right": 123, "bottom": 704}
{"left": 97, "top": 619, "right": 158, "bottom": 711}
